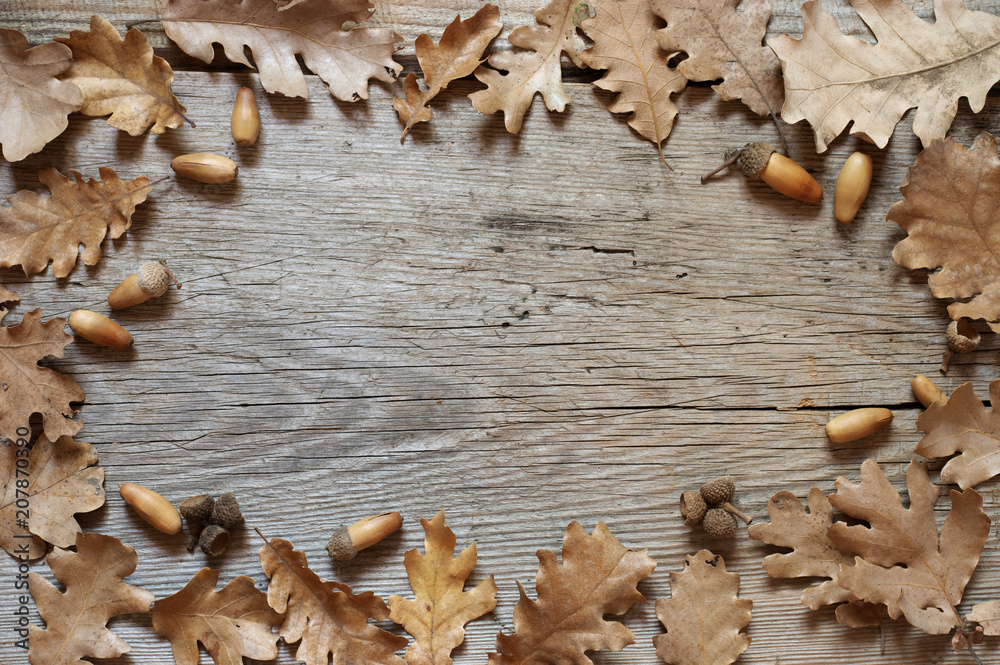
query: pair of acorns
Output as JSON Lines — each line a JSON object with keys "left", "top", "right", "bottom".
{"left": 680, "top": 476, "right": 752, "bottom": 538}
{"left": 179, "top": 492, "right": 244, "bottom": 556}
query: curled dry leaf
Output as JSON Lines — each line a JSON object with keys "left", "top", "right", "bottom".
{"left": 163, "top": 0, "right": 401, "bottom": 101}
{"left": 653, "top": 550, "right": 751, "bottom": 665}
{"left": 0, "top": 167, "right": 153, "bottom": 277}
{"left": 489, "top": 521, "right": 655, "bottom": 665}
{"left": 260, "top": 537, "right": 407, "bottom": 665}
{"left": 471, "top": 0, "right": 590, "bottom": 134}
{"left": 581, "top": 0, "right": 687, "bottom": 163}
{"left": 55, "top": 15, "right": 189, "bottom": 135}
{"left": 0, "top": 29, "right": 83, "bottom": 162}
{"left": 652, "top": 0, "right": 782, "bottom": 117}
{"left": 388, "top": 511, "right": 497, "bottom": 665}
{"left": 153, "top": 568, "right": 281, "bottom": 665}
{"left": 0, "top": 308, "right": 84, "bottom": 445}
{"left": 747, "top": 489, "right": 884, "bottom": 627}
{"left": 829, "top": 459, "right": 989, "bottom": 636}
{"left": 889, "top": 133, "right": 1000, "bottom": 331}
{"left": 29, "top": 532, "right": 154, "bottom": 665}
{"left": 771, "top": 0, "right": 1000, "bottom": 152}
{"left": 395, "top": 5, "right": 502, "bottom": 142}
{"left": 0, "top": 434, "right": 104, "bottom": 561}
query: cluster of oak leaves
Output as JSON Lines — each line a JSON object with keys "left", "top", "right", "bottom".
{"left": 7, "top": 0, "right": 1000, "bottom": 660}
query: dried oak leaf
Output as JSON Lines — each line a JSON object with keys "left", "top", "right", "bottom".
{"left": 651, "top": 0, "right": 782, "bottom": 117}
{"left": 770, "top": 0, "right": 1000, "bottom": 152}
{"left": 0, "top": 167, "right": 152, "bottom": 277}
{"left": 0, "top": 434, "right": 104, "bottom": 561}
{"left": 0, "top": 29, "right": 83, "bottom": 162}
{"left": 388, "top": 511, "right": 497, "bottom": 665}
{"left": 581, "top": 0, "right": 687, "bottom": 162}
{"left": 163, "top": 0, "right": 401, "bottom": 101}
{"left": 260, "top": 536, "right": 407, "bottom": 665}
{"left": 0, "top": 308, "right": 84, "bottom": 445}
{"left": 396, "top": 5, "right": 502, "bottom": 142}
{"left": 153, "top": 568, "right": 281, "bottom": 665}
{"left": 0, "top": 285, "right": 18, "bottom": 306}
{"left": 889, "top": 133, "right": 1000, "bottom": 331}
{"left": 28, "top": 532, "right": 154, "bottom": 665}
{"left": 747, "top": 488, "right": 885, "bottom": 627}
{"left": 55, "top": 15, "right": 189, "bottom": 135}
{"left": 829, "top": 459, "right": 989, "bottom": 635}
{"left": 653, "top": 550, "right": 750, "bottom": 665}
{"left": 489, "top": 520, "right": 655, "bottom": 665}
{"left": 470, "top": 0, "right": 590, "bottom": 134}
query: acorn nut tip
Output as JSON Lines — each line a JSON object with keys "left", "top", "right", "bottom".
{"left": 327, "top": 511, "right": 402, "bottom": 561}
{"left": 825, "top": 407, "right": 893, "bottom": 443}
{"left": 120, "top": 482, "right": 182, "bottom": 534}
{"left": 68, "top": 310, "right": 133, "bottom": 350}
{"left": 911, "top": 374, "right": 946, "bottom": 408}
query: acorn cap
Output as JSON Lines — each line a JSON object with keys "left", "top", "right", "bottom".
{"left": 680, "top": 491, "right": 707, "bottom": 526}
{"left": 136, "top": 262, "right": 174, "bottom": 297}
{"left": 179, "top": 494, "right": 215, "bottom": 525}
{"left": 326, "top": 525, "right": 357, "bottom": 560}
{"left": 946, "top": 319, "right": 980, "bottom": 354}
{"left": 199, "top": 524, "right": 230, "bottom": 556}
{"left": 703, "top": 508, "right": 738, "bottom": 538}
{"left": 736, "top": 142, "right": 776, "bottom": 179}
{"left": 700, "top": 475, "right": 735, "bottom": 505}
{"left": 210, "top": 492, "right": 244, "bottom": 530}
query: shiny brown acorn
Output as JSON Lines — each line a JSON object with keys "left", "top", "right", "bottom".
{"left": 231, "top": 87, "right": 260, "bottom": 147}
{"left": 834, "top": 152, "right": 872, "bottom": 223}
{"left": 120, "top": 482, "right": 182, "bottom": 534}
{"left": 704, "top": 142, "right": 823, "bottom": 203}
{"left": 68, "top": 310, "right": 133, "bottom": 349}
{"left": 825, "top": 407, "right": 893, "bottom": 443}
{"left": 108, "top": 262, "right": 181, "bottom": 309}
{"left": 327, "top": 511, "right": 402, "bottom": 560}
{"left": 911, "top": 374, "right": 946, "bottom": 408}
{"left": 171, "top": 153, "right": 238, "bottom": 184}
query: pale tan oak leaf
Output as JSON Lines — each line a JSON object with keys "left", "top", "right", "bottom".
{"left": 652, "top": 0, "right": 782, "bottom": 117}
{"left": 488, "top": 521, "right": 655, "bottom": 665}
{"left": 0, "top": 29, "right": 83, "bottom": 162}
{"left": 470, "top": 0, "right": 590, "bottom": 134}
{"left": 152, "top": 568, "right": 281, "bottom": 665}
{"left": 28, "top": 532, "right": 154, "bottom": 665}
{"left": 0, "top": 434, "right": 104, "bottom": 561}
{"left": 396, "top": 5, "right": 502, "bottom": 141}
{"left": 770, "top": 0, "right": 1000, "bottom": 152}
{"left": 581, "top": 0, "right": 687, "bottom": 163}
{"left": 653, "top": 550, "right": 751, "bottom": 665}
{"left": 55, "top": 15, "right": 190, "bottom": 135}
{"left": 829, "top": 459, "right": 989, "bottom": 636}
{"left": 0, "top": 308, "right": 84, "bottom": 446}
{"left": 388, "top": 511, "right": 497, "bottom": 665}
{"left": 162, "top": 0, "right": 401, "bottom": 101}
{"left": 260, "top": 536, "right": 407, "bottom": 665}
{"left": 889, "top": 133, "right": 1000, "bottom": 331}
{"left": 0, "top": 167, "right": 153, "bottom": 277}
{"left": 0, "top": 285, "right": 18, "bottom": 306}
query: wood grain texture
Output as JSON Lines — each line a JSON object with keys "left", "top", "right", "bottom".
{"left": 2, "top": 9, "right": 1000, "bottom": 663}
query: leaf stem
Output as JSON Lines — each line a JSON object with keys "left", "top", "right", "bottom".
{"left": 965, "top": 635, "right": 985, "bottom": 665}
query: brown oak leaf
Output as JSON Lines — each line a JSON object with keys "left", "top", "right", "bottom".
{"left": 388, "top": 511, "right": 497, "bottom": 665}
{"left": 152, "top": 568, "right": 281, "bottom": 665}
{"left": 1, "top": 434, "right": 104, "bottom": 560}
{"left": 163, "top": 0, "right": 401, "bottom": 101}
{"left": 396, "top": 5, "right": 502, "bottom": 142}
{"left": 0, "top": 29, "right": 83, "bottom": 162}
{"left": 829, "top": 459, "right": 989, "bottom": 636}
{"left": 470, "top": 0, "right": 590, "bottom": 134}
{"left": 0, "top": 167, "right": 152, "bottom": 277}
{"left": 29, "top": 532, "right": 154, "bottom": 665}
{"left": 488, "top": 521, "right": 655, "bottom": 665}
{"left": 652, "top": 0, "right": 782, "bottom": 117}
{"left": 0, "top": 308, "right": 84, "bottom": 445}
{"left": 260, "top": 536, "right": 407, "bottom": 665}
{"left": 55, "top": 15, "right": 189, "bottom": 135}
{"left": 889, "top": 134, "right": 1000, "bottom": 331}
{"left": 653, "top": 550, "right": 750, "bottom": 665}
{"left": 747, "top": 488, "right": 884, "bottom": 627}
{"left": 770, "top": 0, "right": 1000, "bottom": 152}
{"left": 0, "top": 285, "right": 18, "bottom": 306}
{"left": 581, "top": 0, "right": 688, "bottom": 162}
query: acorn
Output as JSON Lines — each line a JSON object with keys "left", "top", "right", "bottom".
{"left": 698, "top": 476, "right": 752, "bottom": 524}
{"left": 680, "top": 490, "right": 707, "bottom": 526}
{"left": 171, "top": 153, "right": 238, "bottom": 184}
{"left": 68, "top": 310, "right": 133, "bottom": 349}
{"left": 941, "top": 318, "right": 980, "bottom": 373}
{"left": 704, "top": 142, "right": 822, "bottom": 203}
{"left": 834, "top": 151, "right": 872, "bottom": 223}
{"left": 108, "top": 261, "right": 181, "bottom": 309}
{"left": 209, "top": 492, "right": 244, "bottom": 530}
{"left": 703, "top": 508, "right": 738, "bottom": 538}
{"left": 231, "top": 87, "right": 260, "bottom": 147}
{"left": 179, "top": 494, "right": 215, "bottom": 525}
{"left": 120, "top": 482, "right": 182, "bottom": 534}
{"left": 327, "top": 511, "right": 402, "bottom": 560}
{"left": 825, "top": 407, "right": 893, "bottom": 443}
{"left": 911, "top": 374, "right": 946, "bottom": 408}
{"left": 199, "top": 523, "right": 230, "bottom": 556}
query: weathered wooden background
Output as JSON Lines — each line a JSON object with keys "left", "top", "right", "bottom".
{"left": 3, "top": 0, "right": 1000, "bottom": 663}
